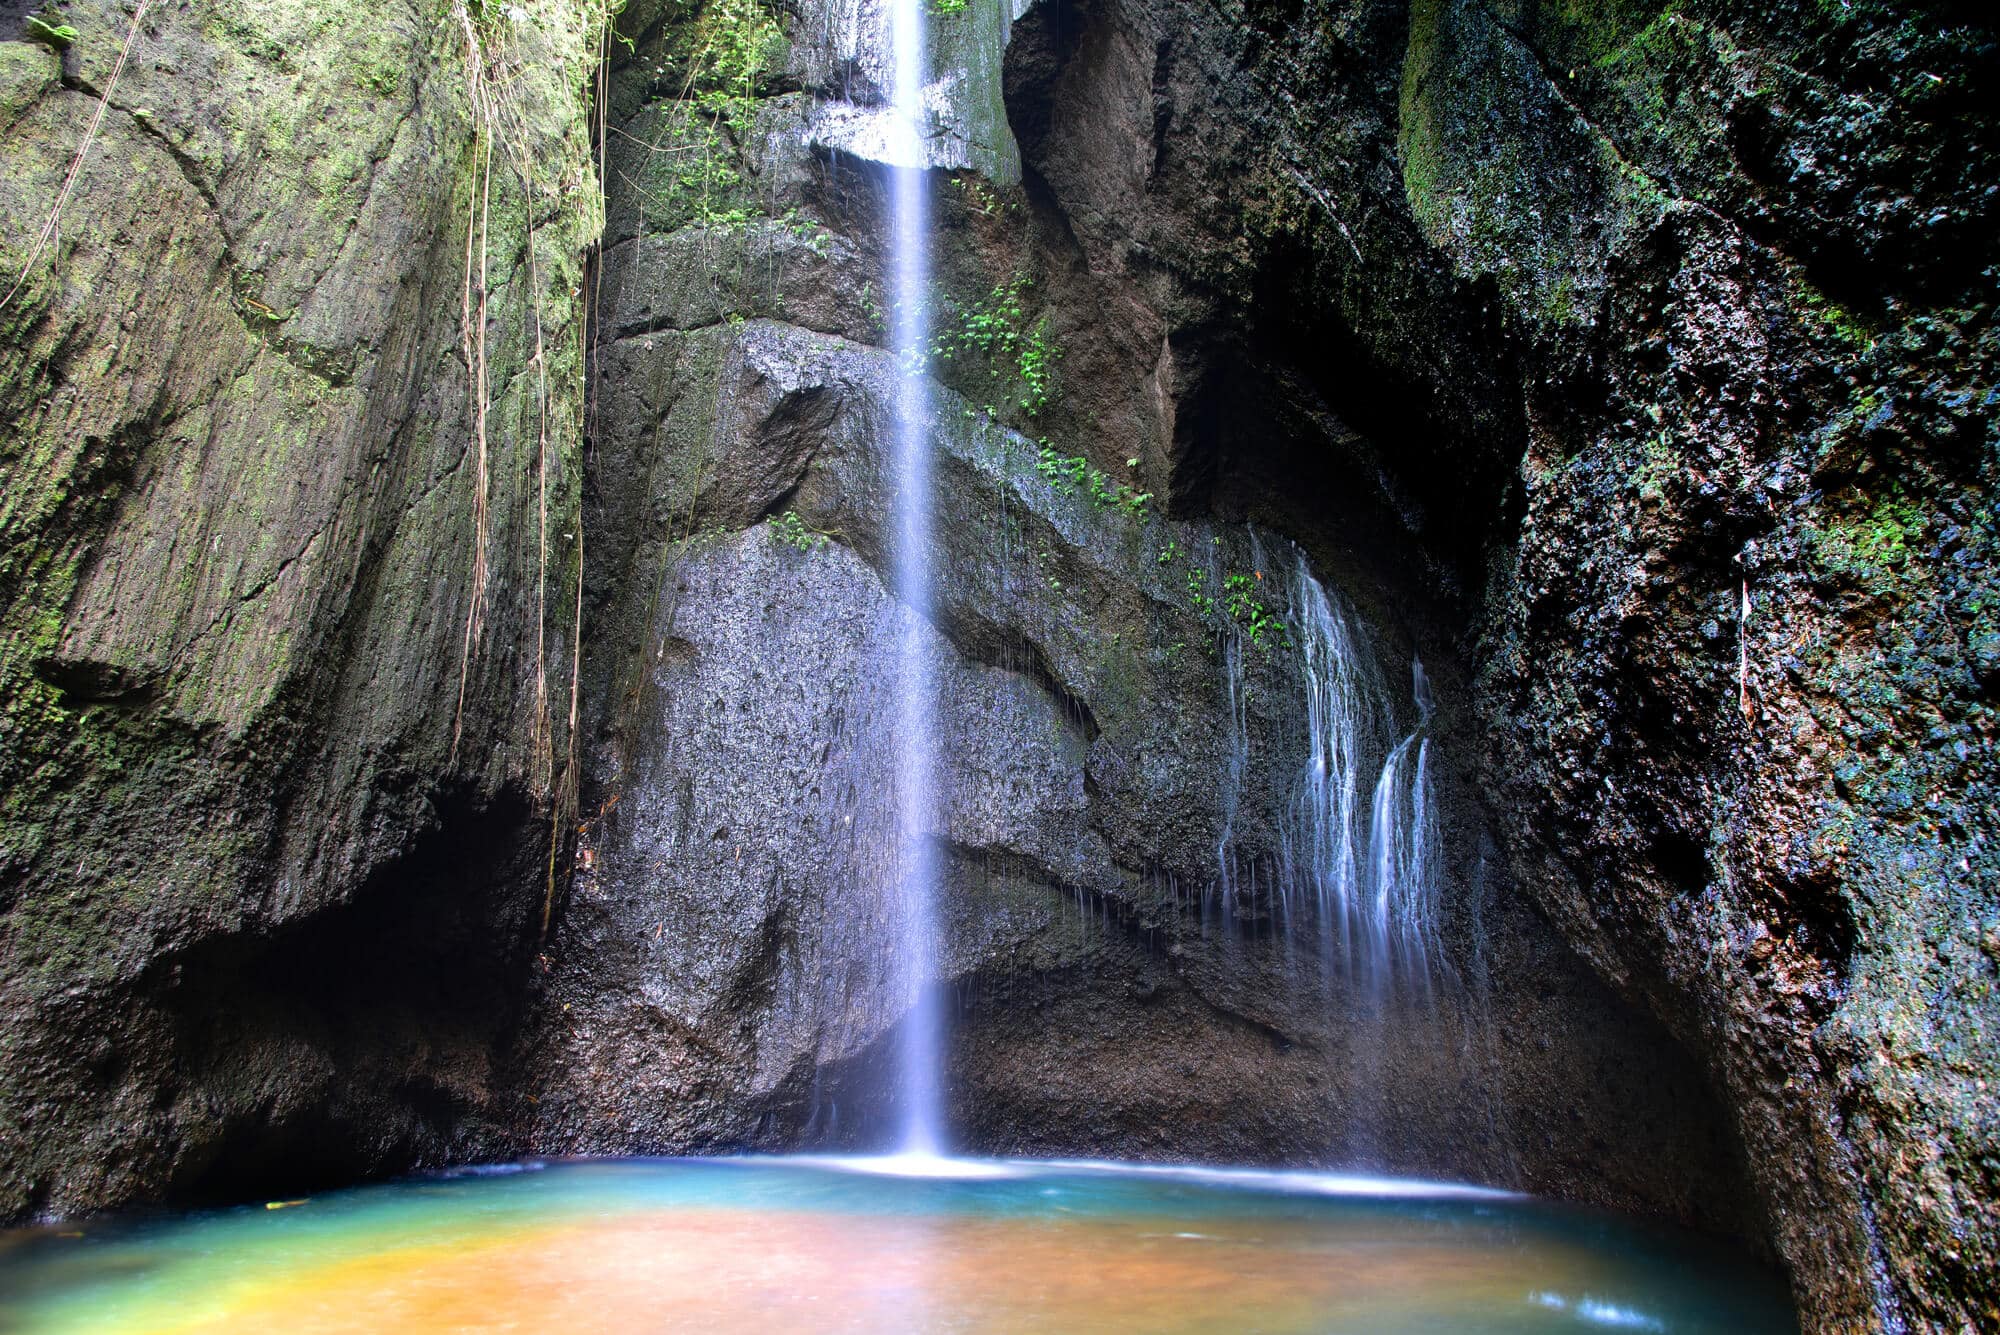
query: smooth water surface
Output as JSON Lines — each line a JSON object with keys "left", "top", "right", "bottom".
{"left": 0, "top": 1158, "right": 1794, "bottom": 1333}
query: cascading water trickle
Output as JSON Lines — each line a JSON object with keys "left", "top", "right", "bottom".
{"left": 886, "top": 0, "right": 944, "bottom": 1158}
{"left": 1283, "top": 555, "right": 1385, "bottom": 987}
{"left": 1366, "top": 662, "right": 1443, "bottom": 998}
{"left": 1280, "top": 552, "right": 1444, "bottom": 1003}
{"left": 1267, "top": 550, "right": 1451, "bottom": 1165}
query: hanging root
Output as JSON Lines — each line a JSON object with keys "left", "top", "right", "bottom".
{"left": 450, "top": 6, "right": 497, "bottom": 764}
{"left": 495, "top": 22, "right": 557, "bottom": 799}
{"left": 544, "top": 513, "right": 583, "bottom": 940}
{"left": 1, "top": 0, "right": 154, "bottom": 313}
{"left": 540, "top": 0, "right": 618, "bottom": 941}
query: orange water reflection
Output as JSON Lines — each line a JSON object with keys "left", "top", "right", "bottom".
{"left": 145, "top": 1205, "right": 1609, "bottom": 1334}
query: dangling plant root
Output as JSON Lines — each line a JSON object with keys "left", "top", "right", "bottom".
{"left": 449, "top": 3, "right": 500, "bottom": 764}
{"left": 542, "top": 0, "right": 621, "bottom": 940}
{"left": 1, "top": 0, "right": 154, "bottom": 313}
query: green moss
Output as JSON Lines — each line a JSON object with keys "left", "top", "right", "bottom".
{"left": 1810, "top": 485, "right": 1928, "bottom": 594}
{"left": 22, "top": 15, "right": 78, "bottom": 51}
{"left": 1399, "top": 0, "right": 1657, "bottom": 332}
{"left": 356, "top": 54, "right": 402, "bottom": 96}
{"left": 1396, "top": 0, "right": 1451, "bottom": 239}
{"left": 1796, "top": 280, "right": 1880, "bottom": 354}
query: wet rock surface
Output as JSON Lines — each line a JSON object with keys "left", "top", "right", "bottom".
{"left": 525, "top": 312, "right": 1759, "bottom": 1234}
{"left": 977, "top": 0, "right": 1996, "bottom": 1327}
{"left": 552, "top": 0, "right": 1998, "bottom": 1327}
{"left": 1, "top": 0, "right": 1992, "bottom": 1328}
{"left": 517, "top": 0, "right": 1765, "bottom": 1260}
{"left": 0, "top": 0, "right": 601, "bottom": 1217}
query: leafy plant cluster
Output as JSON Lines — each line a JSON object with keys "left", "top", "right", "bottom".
{"left": 631, "top": 0, "right": 785, "bottom": 227}
{"left": 773, "top": 509, "right": 828, "bottom": 551}
{"left": 948, "top": 175, "right": 1006, "bottom": 217}
{"left": 1165, "top": 539, "right": 1292, "bottom": 650}
{"left": 1034, "top": 445, "right": 1151, "bottom": 516}
{"left": 930, "top": 276, "right": 1060, "bottom": 417}
{"left": 1223, "top": 572, "right": 1288, "bottom": 648}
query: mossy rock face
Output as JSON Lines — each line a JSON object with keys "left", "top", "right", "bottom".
{"left": 2, "top": 0, "right": 1995, "bottom": 1329}
{"left": 992, "top": 0, "right": 1996, "bottom": 1329}
{"left": 0, "top": 0, "right": 604, "bottom": 1219}
{"left": 513, "top": 0, "right": 1769, "bottom": 1271}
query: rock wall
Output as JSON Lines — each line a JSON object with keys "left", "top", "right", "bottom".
{"left": 978, "top": 0, "right": 1998, "bottom": 1327}
{"left": 2, "top": 0, "right": 1993, "bottom": 1330}
{"left": 511, "top": 0, "right": 1765, "bottom": 1254}
{"left": 0, "top": 0, "right": 602, "bottom": 1215}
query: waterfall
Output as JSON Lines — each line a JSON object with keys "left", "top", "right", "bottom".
{"left": 1283, "top": 553, "right": 1442, "bottom": 1003}
{"left": 1365, "top": 732, "right": 1441, "bottom": 1000}
{"left": 1285, "top": 556, "right": 1387, "bottom": 987}
{"left": 886, "top": 0, "right": 944, "bottom": 1157}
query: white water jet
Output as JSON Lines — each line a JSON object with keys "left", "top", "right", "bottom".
{"left": 887, "top": 0, "right": 944, "bottom": 1158}
{"left": 1285, "top": 556, "right": 1386, "bottom": 985}
{"left": 1283, "top": 552, "right": 1442, "bottom": 1002}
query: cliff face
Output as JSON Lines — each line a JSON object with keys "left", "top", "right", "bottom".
{"left": 505, "top": 0, "right": 1760, "bottom": 1245}
{"left": 0, "top": 0, "right": 602, "bottom": 1213}
{"left": 982, "top": 0, "right": 1994, "bottom": 1326}
{"left": 1414, "top": 5, "right": 1998, "bottom": 1329}
{"left": 2, "top": 0, "right": 1994, "bottom": 1331}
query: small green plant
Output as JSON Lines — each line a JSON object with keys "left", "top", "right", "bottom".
{"left": 1036, "top": 538, "right": 1063, "bottom": 594}
{"left": 1036, "top": 443, "right": 1150, "bottom": 516}
{"left": 1017, "top": 317, "right": 1057, "bottom": 414}
{"left": 774, "top": 510, "right": 827, "bottom": 551}
{"left": 949, "top": 174, "right": 1003, "bottom": 215}
{"left": 931, "top": 276, "right": 1062, "bottom": 417}
{"left": 1180, "top": 562, "right": 1292, "bottom": 650}
{"left": 776, "top": 208, "right": 831, "bottom": 256}
{"left": 930, "top": 0, "right": 968, "bottom": 15}
{"left": 1223, "top": 572, "right": 1289, "bottom": 649}
{"left": 1186, "top": 566, "right": 1216, "bottom": 618}
{"left": 1036, "top": 441, "right": 1088, "bottom": 490}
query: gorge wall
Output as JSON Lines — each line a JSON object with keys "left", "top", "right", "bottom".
{"left": 510, "top": 0, "right": 1757, "bottom": 1235}
{"left": 0, "top": 0, "right": 602, "bottom": 1209}
{"left": 2, "top": 1, "right": 1995, "bottom": 1332}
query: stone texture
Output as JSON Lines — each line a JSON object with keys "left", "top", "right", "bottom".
{"left": 524, "top": 313, "right": 1758, "bottom": 1240}
{"left": 980, "top": 0, "right": 1997, "bottom": 1327}
{"left": 2, "top": 1, "right": 1992, "bottom": 1330}
{"left": 0, "top": 0, "right": 602, "bottom": 1216}
{"left": 516, "top": 0, "right": 1766, "bottom": 1266}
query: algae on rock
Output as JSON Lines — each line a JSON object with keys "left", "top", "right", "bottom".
{"left": 0, "top": 0, "right": 605, "bottom": 1218}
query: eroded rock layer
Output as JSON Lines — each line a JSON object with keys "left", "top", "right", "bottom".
{"left": 512, "top": 0, "right": 1761, "bottom": 1257}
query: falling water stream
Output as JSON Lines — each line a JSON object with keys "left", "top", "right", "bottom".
{"left": 1272, "top": 548, "right": 1445, "bottom": 1003}
{"left": 1266, "top": 550, "right": 1453, "bottom": 1163}
{"left": 0, "top": 6, "right": 1810, "bottom": 1330}
{"left": 886, "top": 0, "right": 944, "bottom": 1158}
